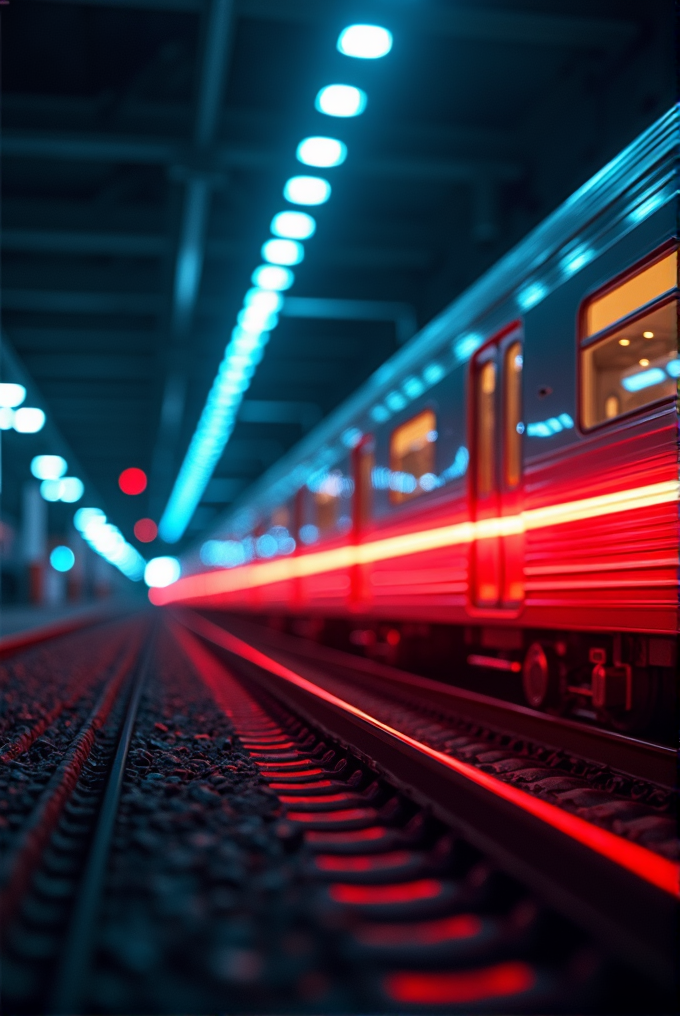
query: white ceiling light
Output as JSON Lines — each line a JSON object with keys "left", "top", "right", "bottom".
{"left": 31, "top": 454, "right": 67, "bottom": 480}
{"left": 296, "top": 137, "right": 347, "bottom": 168}
{"left": 271, "top": 211, "right": 316, "bottom": 240}
{"left": 337, "top": 24, "right": 393, "bottom": 59}
{"left": 251, "top": 265, "right": 294, "bottom": 291}
{"left": 283, "top": 176, "right": 331, "bottom": 206}
{"left": 0, "top": 383, "right": 26, "bottom": 408}
{"left": 315, "top": 84, "right": 367, "bottom": 118}
{"left": 144, "top": 556, "right": 181, "bottom": 588}
{"left": 13, "top": 407, "right": 46, "bottom": 433}
{"left": 261, "top": 238, "right": 304, "bottom": 265}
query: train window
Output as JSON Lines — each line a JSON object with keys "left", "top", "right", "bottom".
{"left": 476, "top": 361, "right": 496, "bottom": 497}
{"left": 389, "top": 409, "right": 436, "bottom": 505}
{"left": 581, "top": 250, "right": 678, "bottom": 429}
{"left": 311, "top": 469, "right": 353, "bottom": 536}
{"left": 504, "top": 342, "right": 523, "bottom": 488}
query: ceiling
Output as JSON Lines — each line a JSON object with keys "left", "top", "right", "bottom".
{"left": 1, "top": 0, "right": 674, "bottom": 560}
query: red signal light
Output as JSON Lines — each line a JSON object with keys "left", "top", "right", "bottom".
{"left": 119, "top": 467, "right": 147, "bottom": 495}
{"left": 134, "top": 518, "right": 157, "bottom": 543}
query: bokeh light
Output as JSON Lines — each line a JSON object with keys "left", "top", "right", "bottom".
{"left": 119, "top": 467, "right": 147, "bottom": 495}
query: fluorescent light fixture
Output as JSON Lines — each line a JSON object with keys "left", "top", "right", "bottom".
{"left": 0, "top": 408, "right": 15, "bottom": 430}
{"left": 39, "top": 476, "right": 84, "bottom": 502}
{"left": 0, "top": 383, "right": 26, "bottom": 408}
{"left": 159, "top": 318, "right": 274, "bottom": 542}
{"left": 144, "top": 556, "right": 180, "bottom": 588}
{"left": 261, "top": 238, "right": 304, "bottom": 266}
{"left": 244, "top": 288, "right": 284, "bottom": 313}
{"left": 31, "top": 454, "right": 67, "bottom": 480}
{"left": 621, "top": 367, "right": 666, "bottom": 392}
{"left": 337, "top": 24, "right": 393, "bottom": 59}
{"left": 666, "top": 358, "right": 680, "bottom": 378}
{"left": 59, "top": 477, "right": 85, "bottom": 502}
{"left": 296, "top": 137, "right": 347, "bottom": 168}
{"left": 237, "top": 306, "right": 279, "bottom": 333}
{"left": 271, "top": 211, "right": 316, "bottom": 240}
{"left": 315, "top": 84, "right": 367, "bottom": 118}
{"left": 74, "top": 507, "right": 105, "bottom": 531}
{"left": 284, "top": 176, "right": 331, "bottom": 206}
{"left": 13, "top": 407, "right": 45, "bottom": 433}
{"left": 50, "top": 546, "right": 75, "bottom": 572}
{"left": 251, "top": 264, "right": 294, "bottom": 291}
{"left": 80, "top": 516, "right": 145, "bottom": 580}
{"left": 40, "top": 479, "right": 62, "bottom": 502}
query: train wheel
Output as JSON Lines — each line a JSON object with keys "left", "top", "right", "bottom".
{"left": 522, "top": 643, "right": 560, "bottom": 710}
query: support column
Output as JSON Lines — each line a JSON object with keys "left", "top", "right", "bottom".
{"left": 22, "top": 481, "right": 47, "bottom": 604}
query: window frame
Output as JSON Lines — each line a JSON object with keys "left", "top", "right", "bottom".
{"left": 387, "top": 406, "right": 438, "bottom": 507}
{"left": 577, "top": 242, "right": 678, "bottom": 434}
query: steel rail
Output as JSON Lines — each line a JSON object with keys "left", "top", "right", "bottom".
{"left": 174, "top": 609, "right": 678, "bottom": 991}
{"left": 184, "top": 612, "right": 676, "bottom": 787}
{"left": 49, "top": 634, "right": 155, "bottom": 1014}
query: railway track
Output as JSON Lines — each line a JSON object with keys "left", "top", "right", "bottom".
{"left": 0, "top": 612, "right": 676, "bottom": 1013}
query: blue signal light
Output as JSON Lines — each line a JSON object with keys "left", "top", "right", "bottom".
{"left": 50, "top": 546, "right": 75, "bottom": 572}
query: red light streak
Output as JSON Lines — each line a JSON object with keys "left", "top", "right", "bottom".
{"left": 172, "top": 614, "right": 680, "bottom": 898}
{"left": 384, "top": 961, "right": 536, "bottom": 1005}
{"left": 356, "top": 913, "right": 483, "bottom": 946}
{"left": 315, "top": 851, "right": 411, "bottom": 873}
{"left": 329, "top": 878, "right": 443, "bottom": 905}
{"left": 150, "top": 480, "right": 678, "bottom": 605}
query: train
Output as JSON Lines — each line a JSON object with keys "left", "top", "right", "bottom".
{"left": 152, "top": 106, "right": 679, "bottom": 735}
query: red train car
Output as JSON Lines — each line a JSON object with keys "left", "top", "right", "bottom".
{"left": 153, "top": 107, "right": 679, "bottom": 733}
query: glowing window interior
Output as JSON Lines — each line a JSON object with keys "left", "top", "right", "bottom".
{"left": 585, "top": 250, "right": 676, "bottom": 337}
{"left": 476, "top": 361, "right": 496, "bottom": 498}
{"left": 504, "top": 342, "right": 523, "bottom": 489}
{"left": 581, "top": 250, "right": 678, "bottom": 429}
{"left": 389, "top": 409, "right": 437, "bottom": 505}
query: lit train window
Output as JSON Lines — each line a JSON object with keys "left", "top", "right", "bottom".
{"left": 389, "top": 409, "right": 437, "bottom": 505}
{"left": 476, "top": 361, "right": 496, "bottom": 497}
{"left": 311, "top": 469, "right": 353, "bottom": 535}
{"left": 581, "top": 249, "right": 678, "bottom": 429}
{"left": 504, "top": 342, "right": 523, "bottom": 489}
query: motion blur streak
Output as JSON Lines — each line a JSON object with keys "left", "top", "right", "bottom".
{"left": 167, "top": 613, "right": 680, "bottom": 898}
{"left": 384, "top": 962, "right": 536, "bottom": 1005}
{"left": 151, "top": 479, "right": 678, "bottom": 603}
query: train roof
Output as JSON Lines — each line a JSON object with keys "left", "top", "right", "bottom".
{"left": 185, "top": 104, "right": 678, "bottom": 558}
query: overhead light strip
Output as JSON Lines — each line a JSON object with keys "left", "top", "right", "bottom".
{"left": 159, "top": 24, "right": 394, "bottom": 544}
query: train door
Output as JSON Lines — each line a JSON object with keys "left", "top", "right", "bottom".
{"left": 470, "top": 324, "right": 524, "bottom": 610}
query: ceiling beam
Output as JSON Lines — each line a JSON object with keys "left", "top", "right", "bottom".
{"left": 281, "top": 297, "right": 417, "bottom": 345}
{"left": 237, "top": 399, "right": 322, "bottom": 431}
{"left": 151, "top": 0, "right": 236, "bottom": 517}
{"left": 2, "top": 131, "right": 522, "bottom": 182}
{"left": 2, "top": 229, "right": 432, "bottom": 271}
{"left": 1, "top": 229, "right": 167, "bottom": 257}
{"left": 34, "top": 0, "right": 638, "bottom": 52}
